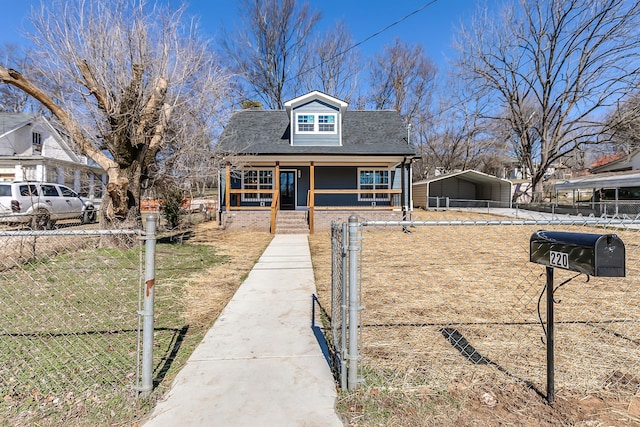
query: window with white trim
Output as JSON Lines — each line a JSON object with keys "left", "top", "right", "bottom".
{"left": 358, "top": 169, "right": 390, "bottom": 201}
{"left": 242, "top": 169, "right": 274, "bottom": 202}
{"left": 295, "top": 112, "right": 337, "bottom": 134}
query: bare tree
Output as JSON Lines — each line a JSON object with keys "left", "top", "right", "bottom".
{"left": 0, "top": 0, "right": 231, "bottom": 228}
{"left": 414, "top": 78, "right": 504, "bottom": 179}
{"left": 368, "top": 38, "right": 437, "bottom": 126}
{"left": 0, "top": 44, "right": 44, "bottom": 114}
{"left": 455, "top": 0, "right": 640, "bottom": 200}
{"left": 301, "top": 20, "right": 361, "bottom": 102}
{"left": 605, "top": 91, "right": 640, "bottom": 154}
{"left": 219, "top": 0, "right": 320, "bottom": 109}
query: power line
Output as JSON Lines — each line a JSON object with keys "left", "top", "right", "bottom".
{"left": 344, "top": 0, "right": 439, "bottom": 56}
{"left": 289, "top": 0, "right": 440, "bottom": 83}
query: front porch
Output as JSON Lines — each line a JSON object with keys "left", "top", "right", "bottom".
{"left": 220, "top": 161, "right": 410, "bottom": 233}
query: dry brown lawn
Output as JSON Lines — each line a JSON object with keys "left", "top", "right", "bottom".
{"left": 309, "top": 210, "right": 640, "bottom": 426}
{"left": 182, "top": 222, "right": 273, "bottom": 327}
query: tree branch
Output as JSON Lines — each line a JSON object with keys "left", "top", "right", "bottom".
{"left": 0, "top": 65, "right": 118, "bottom": 177}
{"left": 78, "top": 59, "right": 112, "bottom": 113}
{"left": 136, "top": 76, "right": 168, "bottom": 143}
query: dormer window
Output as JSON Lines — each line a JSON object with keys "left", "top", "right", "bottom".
{"left": 318, "top": 115, "right": 335, "bottom": 132}
{"left": 297, "top": 114, "right": 315, "bottom": 132}
{"left": 295, "top": 113, "right": 337, "bottom": 134}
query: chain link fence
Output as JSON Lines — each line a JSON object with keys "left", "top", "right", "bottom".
{"left": 0, "top": 227, "right": 149, "bottom": 424}
{"left": 329, "top": 222, "right": 347, "bottom": 389}
{"left": 329, "top": 211, "right": 640, "bottom": 401}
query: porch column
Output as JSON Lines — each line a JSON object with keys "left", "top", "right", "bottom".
{"left": 309, "top": 162, "right": 315, "bottom": 233}
{"left": 270, "top": 163, "right": 280, "bottom": 234}
{"left": 275, "top": 162, "right": 280, "bottom": 209}
{"left": 225, "top": 163, "right": 231, "bottom": 212}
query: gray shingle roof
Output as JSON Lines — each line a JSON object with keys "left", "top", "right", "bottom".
{"left": 217, "top": 109, "right": 416, "bottom": 156}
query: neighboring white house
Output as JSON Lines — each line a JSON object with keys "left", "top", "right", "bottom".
{"left": 0, "top": 113, "right": 106, "bottom": 203}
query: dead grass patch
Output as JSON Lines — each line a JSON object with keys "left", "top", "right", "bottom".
{"left": 181, "top": 222, "right": 272, "bottom": 327}
{"left": 309, "top": 209, "right": 640, "bottom": 426}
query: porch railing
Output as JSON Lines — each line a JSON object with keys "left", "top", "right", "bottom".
{"left": 225, "top": 188, "right": 280, "bottom": 233}
{"left": 225, "top": 187, "right": 402, "bottom": 234}
{"left": 270, "top": 191, "right": 280, "bottom": 233}
{"left": 308, "top": 188, "right": 402, "bottom": 233}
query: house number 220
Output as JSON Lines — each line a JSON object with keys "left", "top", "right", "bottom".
{"left": 549, "top": 251, "right": 569, "bottom": 269}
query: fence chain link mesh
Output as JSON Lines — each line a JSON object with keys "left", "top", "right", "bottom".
{"left": 329, "top": 221, "right": 346, "bottom": 387}
{"left": 0, "top": 229, "right": 144, "bottom": 422}
{"left": 329, "top": 212, "right": 640, "bottom": 400}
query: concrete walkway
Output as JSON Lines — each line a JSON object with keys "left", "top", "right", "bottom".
{"left": 142, "top": 234, "right": 344, "bottom": 427}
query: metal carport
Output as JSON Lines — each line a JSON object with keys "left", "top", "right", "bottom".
{"left": 555, "top": 171, "right": 640, "bottom": 215}
{"left": 412, "top": 170, "right": 512, "bottom": 209}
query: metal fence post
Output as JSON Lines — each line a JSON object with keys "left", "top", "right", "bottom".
{"left": 341, "top": 222, "right": 348, "bottom": 390}
{"left": 347, "top": 215, "right": 360, "bottom": 391}
{"left": 139, "top": 214, "right": 157, "bottom": 397}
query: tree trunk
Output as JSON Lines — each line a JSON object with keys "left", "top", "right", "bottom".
{"left": 99, "top": 164, "right": 143, "bottom": 247}
{"left": 531, "top": 176, "right": 545, "bottom": 203}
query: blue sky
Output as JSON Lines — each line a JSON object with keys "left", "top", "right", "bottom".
{"left": 0, "top": 0, "right": 483, "bottom": 73}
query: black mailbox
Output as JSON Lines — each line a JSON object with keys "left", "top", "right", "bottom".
{"left": 530, "top": 230, "right": 625, "bottom": 277}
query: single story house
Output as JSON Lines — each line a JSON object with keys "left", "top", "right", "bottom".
{"left": 590, "top": 151, "right": 639, "bottom": 174}
{"left": 216, "top": 91, "right": 416, "bottom": 233}
{"left": 412, "top": 170, "right": 512, "bottom": 209}
{"left": 0, "top": 113, "right": 105, "bottom": 203}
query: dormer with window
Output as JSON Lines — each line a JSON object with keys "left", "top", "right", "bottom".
{"left": 285, "top": 91, "right": 347, "bottom": 147}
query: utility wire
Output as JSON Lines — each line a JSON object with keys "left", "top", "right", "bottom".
{"left": 289, "top": 0, "right": 440, "bottom": 82}
{"left": 343, "top": 0, "right": 439, "bottom": 56}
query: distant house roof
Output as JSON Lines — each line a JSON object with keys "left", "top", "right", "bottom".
{"left": 217, "top": 109, "right": 416, "bottom": 157}
{"left": 590, "top": 152, "right": 628, "bottom": 171}
{"left": 590, "top": 152, "right": 627, "bottom": 169}
{"left": 589, "top": 151, "right": 640, "bottom": 174}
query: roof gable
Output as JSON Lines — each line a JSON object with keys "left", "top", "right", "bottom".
{"left": 0, "top": 113, "right": 83, "bottom": 163}
{"left": 414, "top": 170, "right": 511, "bottom": 186}
{"left": 284, "top": 90, "right": 348, "bottom": 116}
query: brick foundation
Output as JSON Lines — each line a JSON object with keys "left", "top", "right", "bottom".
{"left": 221, "top": 211, "right": 272, "bottom": 231}
{"left": 221, "top": 210, "right": 410, "bottom": 232}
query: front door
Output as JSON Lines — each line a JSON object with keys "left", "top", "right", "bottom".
{"left": 280, "top": 171, "right": 296, "bottom": 210}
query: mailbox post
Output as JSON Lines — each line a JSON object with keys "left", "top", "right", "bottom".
{"left": 530, "top": 230, "right": 625, "bottom": 404}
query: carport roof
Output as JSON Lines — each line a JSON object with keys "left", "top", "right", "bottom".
{"left": 413, "top": 170, "right": 511, "bottom": 187}
{"left": 555, "top": 171, "right": 640, "bottom": 191}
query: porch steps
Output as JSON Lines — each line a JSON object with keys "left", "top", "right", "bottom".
{"left": 275, "top": 211, "right": 309, "bottom": 234}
